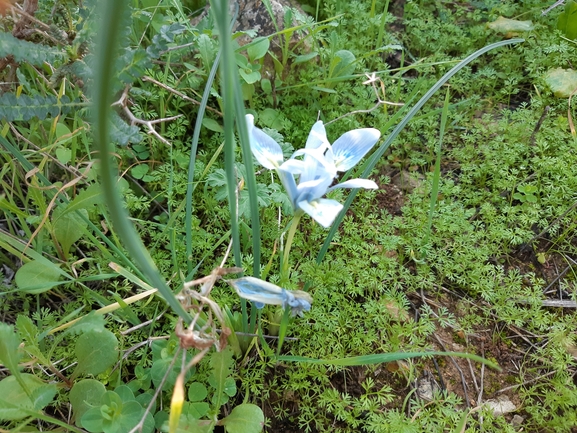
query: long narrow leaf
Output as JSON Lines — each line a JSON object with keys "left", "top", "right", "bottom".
{"left": 279, "top": 351, "right": 501, "bottom": 370}
{"left": 92, "top": 0, "right": 190, "bottom": 322}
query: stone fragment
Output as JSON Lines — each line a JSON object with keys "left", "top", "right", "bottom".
{"left": 484, "top": 395, "right": 516, "bottom": 416}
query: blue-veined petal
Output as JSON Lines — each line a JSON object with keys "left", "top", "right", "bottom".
{"left": 227, "top": 277, "right": 312, "bottom": 315}
{"left": 295, "top": 175, "right": 333, "bottom": 204}
{"left": 328, "top": 178, "right": 378, "bottom": 191}
{"left": 297, "top": 198, "right": 343, "bottom": 228}
{"left": 305, "top": 120, "right": 330, "bottom": 151}
{"left": 331, "top": 128, "right": 380, "bottom": 171}
{"left": 246, "top": 114, "right": 284, "bottom": 169}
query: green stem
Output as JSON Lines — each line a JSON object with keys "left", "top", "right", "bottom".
{"left": 281, "top": 212, "right": 302, "bottom": 283}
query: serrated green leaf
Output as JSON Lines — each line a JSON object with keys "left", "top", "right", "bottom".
{"left": 14, "top": 260, "right": 63, "bottom": 294}
{"left": 0, "top": 324, "right": 21, "bottom": 374}
{"left": 0, "top": 32, "right": 64, "bottom": 65}
{"left": 73, "top": 329, "right": 119, "bottom": 377}
{"left": 110, "top": 112, "right": 142, "bottom": 145}
{"left": 31, "top": 383, "right": 57, "bottom": 410}
{"left": 15, "top": 315, "right": 38, "bottom": 344}
{"left": 0, "top": 374, "right": 46, "bottom": 421}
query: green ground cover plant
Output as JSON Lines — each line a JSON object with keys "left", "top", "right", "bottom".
{"left": 1, "top": 0, "right": 577, "bottom": 432}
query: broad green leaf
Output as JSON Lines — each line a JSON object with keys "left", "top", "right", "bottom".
{"left": 239, "top": 68, "right": 261, "bottom": 84}
{"left": 176, "top": 414, "right": 214, "bottom": 433}
{"left": 0, "top": 374, "right": 48, "bottom": 421}
{"left": 329, "top": 50, "right": 356, "bottom": 78}
{"left": 188, "top": 382, "right": 208, "bottom": 402}
{"left": 14, "top": 260, "right": 62, "bottom": 294}
{"left": 220, "top": 404, "right": 264, "bottom": 433}
{"left": 70, "top": 379, "right": 107, "bottom": 426}
{"left": 202, "top": 117, "right": 224, "bottom": 133}
{"left": 52, "top": 206, "right": 88, "bottom": 257}
{"left": 223, "top": 376, "right": 237, "bottom": 397}
{"left": 55, "top": 146, "right": 72, "bottom": 164}
{"left": 247, "top": 37, "right": 270, "bottom": 61}
{"left": 60, "top": 184, "right": 104, "bottom": 216}
{"left": 557, "top": 1, "right": 577, "bottom": 39}
{"left": 259, "top": 108, "right": 284, "bottom": 130}
{"left": 294, "top": 51, "right": 318, "bottom": 64}
{"left": 487, "top": 16, "right": 534, "bottom": 34}
{"left": 73, "top": 329, "right": 119, "bottom": 377}
{"left": 184, "top": 401, "right": 210, "bottom": 419}
{"left": 544, "top": 68, "right": 577, "bottom": 98}
{"left": 114, "top": 385, "right": 136, "bottom": 402}
{"left": 131, "top": 164, "right": 149, "bottom": 179}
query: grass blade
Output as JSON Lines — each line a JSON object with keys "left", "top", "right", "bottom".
{"left": 316, "top": 38, "right": 525, "bottom": 265}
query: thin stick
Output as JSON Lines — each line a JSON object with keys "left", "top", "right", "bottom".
{"left": 142, "top": 75, "right": 222, "bottom": 116}
{"left": 433, "top": 333, "right": 470, "bottom": 409}
{"left": 496, "top": 369, "right": 559, "bottom": 394}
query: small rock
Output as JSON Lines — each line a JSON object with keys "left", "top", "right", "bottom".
{"left": 511, "top": 414, "right": 524, "bottom": 427}
{"left": 391, "top": 170, "right": 424, "bottom": 194}
{"left": 415, "top": 371, "right": 441, "bottom": 402}
{"left": 484, "top": 395, "right": 516, "bottom": 416}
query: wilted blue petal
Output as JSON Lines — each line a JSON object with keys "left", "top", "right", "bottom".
{"left": 227, "top": 277, "right": 312, "bottom": 316}
{"left": 331, "top": 128, "right": 380, "bottom": 171}
{"left": 246, "top": 114, "right": 284, "bottom": 169}
{"left": 328, "top": 178, "right": 378, "bottom": 191}
{"left": 305, "top": 120, "right": 330, "bottom": 151}
{"left": 297, "top": 198, "right": 343, "bottom": 228}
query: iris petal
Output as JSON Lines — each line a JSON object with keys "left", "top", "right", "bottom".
{"left": 246, "top": 114, "right": 284, "bottom": 169}
{"left": 305, "top": 121, "right": 330, "bottom": 151}
{"left": 295, "top": 175, "right": 334, "bottom": 204}
{"left": 331, "top": 128, "right": 380, "bottom": 171}
{"left": 297, "top": 198, "right": 343, "bottom": 228}
{"left": 328, "top": 178, "right": 378, "bottom": 191}
{"left": 227, "top": 276, "right": 312, "bottom": 316}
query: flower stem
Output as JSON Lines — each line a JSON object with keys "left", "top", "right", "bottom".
{"left": 281, "top": 212, "right": 302, "bottom": 283}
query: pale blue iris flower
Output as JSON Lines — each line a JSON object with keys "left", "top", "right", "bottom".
{"left": 227, "top": 276, "right": 313, "bottom": 316}
{"left": 246, "top": 114, "right": 381, "bottom": 228}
